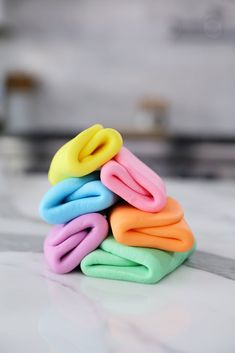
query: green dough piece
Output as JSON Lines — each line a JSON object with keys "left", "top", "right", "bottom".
{"left": 80, "top": 236, "right": 195, "bottom": 284}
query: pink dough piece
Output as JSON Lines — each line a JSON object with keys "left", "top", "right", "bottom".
{"left": 100, "top": 146, "right": 167, "bottom": 212}
{"left": 44, "top": 213, "right": 109, "bottom": 274}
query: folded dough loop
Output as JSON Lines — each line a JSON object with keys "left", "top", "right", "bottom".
{"left": 44, "top": 213, "right": 109, "bottom": 274}
{"left": 101, "top": 146, "right": 167, "bottom": 212}
{"left": 39, "top": 172, "right": 118, "bottom": 224}
{"left": 81, "top": 236, "right": 195, "bottom": 284}
{"left": 110, "top": 197, "right": 195, "bottom": 252}
{"left": 48, "top": 124, "right": 123, "bottom": 185}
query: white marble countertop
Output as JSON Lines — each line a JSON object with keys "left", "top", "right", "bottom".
{"left": 0, "top": 175, "right": 235, "bottom": 353}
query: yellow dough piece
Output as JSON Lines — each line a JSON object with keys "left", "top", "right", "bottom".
{"left": 48, "top": 124, "right": 123, "bottom": 185}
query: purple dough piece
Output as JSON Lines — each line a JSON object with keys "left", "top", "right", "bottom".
{"left": 44, "top": 213, "right": 109, "bottom": 274}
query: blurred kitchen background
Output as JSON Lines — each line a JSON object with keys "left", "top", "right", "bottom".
{"left": 0, "top": 0, "right": 235, "bottom": 178}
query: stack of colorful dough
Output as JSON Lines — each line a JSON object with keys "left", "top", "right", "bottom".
{"left": 39, "top": 124, "right": 196, "bottom": 284}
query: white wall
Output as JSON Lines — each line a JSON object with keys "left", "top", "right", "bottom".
{"left": 1, "top": 0, "right": 235, "bottom": 134}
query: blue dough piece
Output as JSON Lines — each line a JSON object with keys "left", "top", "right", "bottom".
{"left": 39, "top": 172, "right": 118, "bottom": 224}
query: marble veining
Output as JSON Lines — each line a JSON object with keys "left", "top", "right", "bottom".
{"left": 0, "top": 175, "right": 235, "bottom": 353}
{"left": 185, "top": 250, "right": 235, "bottom": 280}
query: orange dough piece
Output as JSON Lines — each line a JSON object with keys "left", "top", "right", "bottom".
{"left": 110, "top": 197, "right": 195, "bottom": 252}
